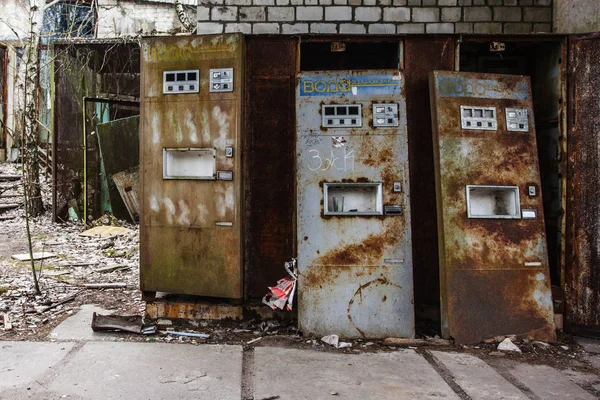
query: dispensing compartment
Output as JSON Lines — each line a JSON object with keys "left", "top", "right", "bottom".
{"left": 163, "top": 148, "right": 216, "bottom": 180}
{"left": 323, "top": 182, "right": 383, "bottom": 216}
{"left": 466, "top": 185, "right": 521, "bottom": 219}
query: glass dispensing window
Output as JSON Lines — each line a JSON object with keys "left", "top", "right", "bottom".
{"left": 163, "top": 148, "right": 216, "bottom": 180}
{"left": 324, "top": 182, "right": 383, "bottom": 216}
{"left": 466, "top": 185, "right": 521, "bottom": 219}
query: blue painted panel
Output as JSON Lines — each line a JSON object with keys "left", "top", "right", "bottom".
{"left": 299, "top": 74, "right": 402, "bottom": 97}
{"left": 436, "top": 75, "right": 530, "bottom": 100}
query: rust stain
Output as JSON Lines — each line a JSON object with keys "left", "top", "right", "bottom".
{"left": 347, "top": 277, "right": 402, "bottom": 338}
{"left": 431, "top": 71, "right": 556, "bottom": 344}
{"left": 565, "top": 35, "right": 600, "bottom": 335}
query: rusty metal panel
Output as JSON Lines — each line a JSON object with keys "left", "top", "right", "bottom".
{"left": 96, "top": 116, "right": 139, "bottom": 221}
{"left": 140, "top": 34, "right": 245, "bottom": 299}
{"left": 244, "top": 36, "right": 298, "bottom": 299}
{"left": 297, "top": 70, "right": 414, "bottom": 339}
{"left": 0, "top": 46, "right": 5, "bottom": 149}
{"left": 405, "top": 37, "right": 455, "bottom": 311}
{"left": 430, "top": 70, "right": 556, "bottom": 344}
{"left": 565, "top": 34, "right": 600, "bottom": 336}
{"left": 112, "top": 166, "right": 140, "bottom": 223}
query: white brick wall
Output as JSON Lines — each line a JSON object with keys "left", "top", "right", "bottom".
{"left": 97, "top": 0, "right": 196, "bottom": 38}
{"left": 196, "top": 1, "right": 554, "bottom": 34}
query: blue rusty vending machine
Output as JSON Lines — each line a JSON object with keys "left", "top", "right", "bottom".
{"left": 296, "top": 71, "right": 414, "bottom": 338}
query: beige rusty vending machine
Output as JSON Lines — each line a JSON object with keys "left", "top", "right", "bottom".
{"left": 430, "top": 70, "right": 556, "bottom": 344}
{"left": 140, "top": 34, "right": 244, "bottom": 300}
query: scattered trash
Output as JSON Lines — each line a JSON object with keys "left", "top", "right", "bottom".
{"left": 157, "top": 319, "right": 173, "bottom": 327}
{"left": 3, "top": 313, "right": 12, "bottom": 330}
{"left": 489, "top": 351, "right": 506, "bottom": 357}
{"left": 91, "top": 213, "right": 121, "bottom": 227}
{"left": 532, "top": 341, "right": 550, "bottom": 349}
{"left": 11, "top": 252, "right": 56, "bottom": 261}
{"left": 262, "top": 258, "right": 297, "bottom": 311}
{"left": 383, "top": 338, "right": 427, "bottom": 346}
{"left": 166, "top": 330, "right": 210, "bottom": 339}
{"left": 497, "top": 338, "right": 522, "bottom": 353}
{"left": 91, "top": 312, "right": 155, "bottom": 335}
{"left": 561, "top": 345, "right": 570, "bottom": 351}
{"left": 80, "top": 225, "right": 132, "bottom": 238}
{"left": 330, "top": 391, "right": 339, "bottom": 396}
{"left": 68, "top": 207, "right": 80, "bottom": 222}
{"left": 321, "top": 334, "right": 352, "bottom": 349}
{"left": 41, "top": 291, "right": 82, "bottom": 313}
{"left": 247, "top": 337, "right": 262, "bottom": 345}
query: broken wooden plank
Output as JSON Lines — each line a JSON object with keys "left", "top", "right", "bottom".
{"left": 84, "top": 283, "right": 127, "bottom": 289}
{"left": 41, "top": 291, "right": 82, "bottom": 313}
{"left": 3, "top": 313, "right": 12, "bottom": 330}
{"left": 0, "top": 175, "right": 21, "bottom": 181}
{"left": 79, "top": 225, "right": 132, "bottom": 238}
{"left": 0, "top": 204, "right": 20, "bottom": 212}
{"left": 93, "top": 264, "right": 130, "bottom": 273}
{"left": 11, "top": 252, "right": 56, "bottom": 261}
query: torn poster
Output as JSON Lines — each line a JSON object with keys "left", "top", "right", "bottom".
{"left": 262, "top": 258, "right": 297, "bottom": 311}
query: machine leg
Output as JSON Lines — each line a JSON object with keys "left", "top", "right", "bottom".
{"left": 142, "top": 291, "right": 156, "bottom": 302}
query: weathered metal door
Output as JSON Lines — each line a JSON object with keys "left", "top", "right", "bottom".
{"left": 565, "top": 33, "right": 600, "bottom": 337}
{"left": 96, "top": 116, "right": 140, "bottom": 221}
{"left": 297, "top": 70, "right": 414, "bottom": 339}
{"left": 140, "top": 34, "right": 244, "bottom": 299}
{"left": 430, "top": 71, "right": 556, "bottom": 344}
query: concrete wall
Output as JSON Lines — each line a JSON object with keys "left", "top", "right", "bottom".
{"left": 97, "top": 0, "right": 197, "bottom": 37}
{"left": 196, "top": 0, "right": 553, "bottom": 35}
{"left": 554, "top": 0, "right": 599, "bottom": 33}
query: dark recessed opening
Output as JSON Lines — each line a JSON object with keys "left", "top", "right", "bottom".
{"left": 300, "top": 41, "right": 400, "bottom": 71}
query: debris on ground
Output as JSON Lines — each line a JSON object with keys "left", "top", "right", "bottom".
{"left": 0, "top": 161, "right": 142, "bottom": 341}
{"left": 80, "top": 226, "right": 132, "bottom": 238}
{"left": 321, "top": 334, "right": 352, "bottom": 349}
{"left": 498, "top": 338, "right": 522, "bottom": 353}
{"left": 383, "top": 337, "right": 452, "bottom": 347}
{"left": 165, "top": 330, "right": 210, "bottom": 339}
{"left": 11, "top": 252, "right": 56, "bottom": 261}
{"left": 91, "top": 312, "right": 155, "bottom": 335}
{"left": 262, "top": 258, "right": 297, "bottom": 311}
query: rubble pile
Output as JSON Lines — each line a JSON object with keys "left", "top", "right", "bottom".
{"left": 0, "top": 162, "right": 143, "bottom": 340}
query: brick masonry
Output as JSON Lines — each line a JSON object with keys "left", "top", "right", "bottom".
{"left": 197, "top": 0, "right": 553, "bottom": 34}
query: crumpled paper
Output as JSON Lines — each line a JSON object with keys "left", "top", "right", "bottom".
{"left": 262, "top": 259, "right": 297, "bottom": 311}
{"left": 321, "top": 334, "right": 352, "bottom": 349}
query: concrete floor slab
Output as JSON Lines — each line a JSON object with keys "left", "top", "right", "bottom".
{"left": 47, "top": 342, "right": 242, "bottom": 400}
{"left": 0, "top": 341, "right": 75, "bottom": 390}
{"left": 431, "top": 351, "right": 527, "bottom": 400}
{"left": 254, "top": 347, "right": 460, "bottom": 400}
{"left": 506, "top": 363, "right": 596, "bottom": 400}
{"left": 48, "top": 304, "right": 126, "bottom": 341}
{"left": 576, "top": 337, "right": 600, "bottom": 354}
{"left": 584, "top": 354, "right": 600, "bottom": 372}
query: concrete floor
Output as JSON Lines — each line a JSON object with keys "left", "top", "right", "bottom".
{"left": 1, "top": 306, "right": 599, "bottom": 400}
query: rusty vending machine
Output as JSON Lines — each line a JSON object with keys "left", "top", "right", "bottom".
{"left": 139, "top": 34, "right": 244, "bottom": 300}
{"left": 430, "top": 71, "right": 556, "bottom": 344}
{"left": 297, "top": 71, "right": 414, "bottom": 338}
